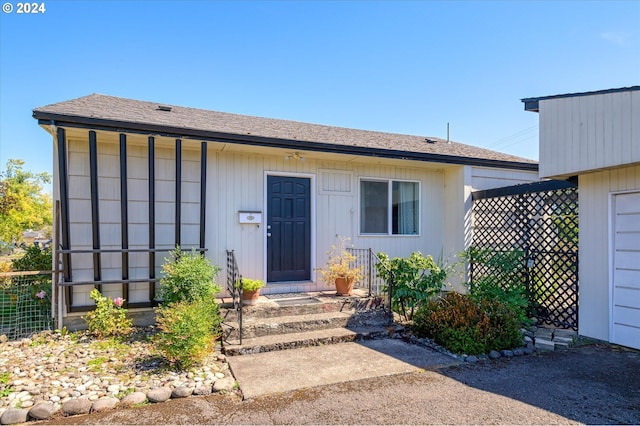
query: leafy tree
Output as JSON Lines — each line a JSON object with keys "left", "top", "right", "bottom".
{"left": 0, "top": 159, "right": 52, "bottom": 243}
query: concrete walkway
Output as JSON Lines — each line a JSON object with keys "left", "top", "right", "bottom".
{"left": 226, "top": 339, "right": 460, "bottom": 399}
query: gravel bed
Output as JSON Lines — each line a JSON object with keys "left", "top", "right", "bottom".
{"left": 0, "top": 328, "right": 237, "bottom": 424}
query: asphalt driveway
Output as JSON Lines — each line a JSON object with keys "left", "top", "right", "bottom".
{"left": 40, "top": 341, "right": 640, "bottom": 425}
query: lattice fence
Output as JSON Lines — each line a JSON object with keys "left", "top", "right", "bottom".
{"left": 470, "top": 181, "right": 579, "bottom": 330}
{"left": 0, "top": 271, "right": 54, "bottom": 340}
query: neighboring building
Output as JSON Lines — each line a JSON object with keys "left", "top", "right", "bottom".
{"left": 523, "top": 86, "right": 640, "bottom": 350}
{"left": 33, "top": 94, "right": 538, "bottom": 326}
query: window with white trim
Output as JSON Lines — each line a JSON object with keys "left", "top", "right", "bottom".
{"left": 359, "top": 179, "right": 419, "bottom": 235}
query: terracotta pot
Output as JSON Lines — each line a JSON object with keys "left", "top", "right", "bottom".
{"left": 334, "top": 276, "right": 354, "bottom": 296}
{"left": 242, "top": 289, "right": 261, "bottom": 305}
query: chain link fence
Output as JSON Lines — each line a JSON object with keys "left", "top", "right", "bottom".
{"left": 0, "top": 271, "right": 54, "bottom": 340}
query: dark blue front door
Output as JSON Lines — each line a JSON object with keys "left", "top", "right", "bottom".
{"left": 267, "top": 176, "right": 311, "bottom": 282}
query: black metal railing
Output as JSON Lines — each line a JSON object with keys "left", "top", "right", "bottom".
{"left": 225, "top": 250, "right": 243, "bottom": 344}
{"left": 347, "top": 248, "right": 394, "bottom": 321}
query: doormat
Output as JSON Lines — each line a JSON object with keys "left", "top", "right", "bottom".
{"left": 264, "top": 292, "right": 313, "bottom": 300}
{"left": 274, "top": 297, "right": 322, "bottom": 307}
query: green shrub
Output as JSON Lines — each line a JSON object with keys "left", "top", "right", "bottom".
{"left": 154, "top": 298, "right": 221, "bottom": 369}
{"left": 413, "top": 292, "right": 523, "bottom": 355}
{"left": 464, "top": 248, "right": 531, "bottom": 323}
{"left": 237, "top": 278, "right": 265, "bottom": 292}
{"left": 11, "top": 244, "right": 52, "bottom": 302}
{"left": 375, "top": 252, "right": 448, "bottom": 321}
{"left": 84, "top": 289, "right": 132, "bottom": 339}
{"left": 11, "top": 245, "right": 52, "bottom": 271}
{"left": 159, "top": 247, "right": 221, "bottom": 304}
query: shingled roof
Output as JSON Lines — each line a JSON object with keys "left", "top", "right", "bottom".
{"left": 33, "top": 94, "right": 537, "bottom": 170}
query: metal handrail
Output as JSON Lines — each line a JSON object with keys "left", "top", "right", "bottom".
{"left": 347, "top": 248, "right": 394, "bottom": 323}
{"left": 370, "top": 250, "right": 394, "bottom": 322}
{"left": 225, "top": 250, "right": 243, "bottom": 344}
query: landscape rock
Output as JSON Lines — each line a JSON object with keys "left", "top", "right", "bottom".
{"left": 62, "top": 398, "right": 92, "bottom": 416}
{"left": 193, "top": 386, "right": 212, "bottom": 396}
{"left": 488, "top": 350, "right": 501, "bottom": 360}
{"left": 91, "top": 397, "right": 119, "bottom": 412}
{"left": 512, "top": 348, "right": 524, "bottom": 356}
{"left": 465, "top": 355, "right": 478, "bottom": 363}
{"left": 0, "top": 408, "right": 28, "bottom": 425}
{"left": 146, "top": 387, "right": 172, "bottom": 403}
{"left": 171, "top": 387, "right": 193, "bottom": 398}
{"left": 120, "top": 392, "right": 147, "bottom": 406}
{"left": 213, "top": 377, "right": 236, "bottom": 392}
{"left": 28, "top": 402, "right": 57, "bottom": 420}
{"left": 500, "top": 350, "right": 514, "bottom": 358}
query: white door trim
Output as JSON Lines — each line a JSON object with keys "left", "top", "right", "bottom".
{"left": 263, "top": 171, "right": 316, "bottom": 284}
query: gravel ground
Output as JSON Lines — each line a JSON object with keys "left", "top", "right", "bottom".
{"left": 36, "top": 342, "right": 640, "bottom": 425}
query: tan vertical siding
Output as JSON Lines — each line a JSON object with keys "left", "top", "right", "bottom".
{"left": 539, "top": 91, "right": 640, "bottom": 179}
{"left": 579, "top": 164, "right": 640, "bottom": 341}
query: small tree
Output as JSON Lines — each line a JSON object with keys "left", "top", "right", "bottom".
{"left": 155, "top": 247, "right": 222, "bottom": 368}
{"left": 0, "top": 159, "right": 52, "bottom": 244}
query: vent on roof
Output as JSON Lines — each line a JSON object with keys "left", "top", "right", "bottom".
{"left": 157, "top": 105, "right": 172, "bottom": 112}
{"left": 425, "top": 138, "right": 437, "bottom": 144}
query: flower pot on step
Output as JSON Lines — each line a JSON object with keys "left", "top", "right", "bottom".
{"left": 335, "top": 276, "right": 354, "bottom": 296}
{"left": 242, "top": 289, "right": 261, "bottom": 305}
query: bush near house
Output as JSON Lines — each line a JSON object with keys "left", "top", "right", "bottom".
{"left": 375, "top": 251, "right": 448, "bottom": 322}
{"left": 84, "top": 288, "right": 133, "bottom": 339}
{"left": 413, "top": 292, "right": 523, "bottom": 355}
{"left": 155, "top": 248, "right": 222, "bottom": 368}
{"left": 380, "top": 249, "right": 529, "bottom": 355}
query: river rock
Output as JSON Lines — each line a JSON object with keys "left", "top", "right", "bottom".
{"left": 120, "top": 392, "right": 147, "bottom": 406}
{"left": 62, "top": 398, "right": 92, "bottom": 416}
{"left": 488, "top": 350, "right": 501, "bottom": 359}
{"left": 147, "top": 387, "right": 172, "bottom": 403}
{"left": 28, "top": 402, "right": 57, "bottom": 420}
{"left": 500, "top": 350, "right": 514, "bottom": 358}
{"left": 193, "top": 385, "right": 212, "bottom": 396}
{"left": 0, "top": 408, "right": 28, "bottom": 425}
{"left": 91, "top": 397, "right": 119, "bottom": 412}
{"left": 171, "top": 387, "right": 193, "bottom": 398}
{"left": 213, "top": 377, "right": 235, "bottom": 392}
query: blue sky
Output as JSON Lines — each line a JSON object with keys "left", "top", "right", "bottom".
{"left": 1, "top": 1, "right": 639, "bottom": 181}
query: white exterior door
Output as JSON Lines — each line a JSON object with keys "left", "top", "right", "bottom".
{"left": 611, "top": 191, "right": 640, "bottom": 350}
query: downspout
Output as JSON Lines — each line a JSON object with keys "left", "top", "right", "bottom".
{"left": 49, "top": 120, "right": 64, "bottom": 330}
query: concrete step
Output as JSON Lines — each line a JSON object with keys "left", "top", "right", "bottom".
{"left": 222, "top": 293, "right": 385, "bottom": 320}
{"left": 224, "top": 311, "right": 351, "bottom": 340}
{"left": 223, "top": 326, "right": 392, "bottom": 356}
{"left": 223, "top": 308, "right": 390, "bottom": 341}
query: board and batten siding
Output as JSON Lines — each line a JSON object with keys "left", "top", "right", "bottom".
{"left": 57, "top": 129, "right": 537, "bottom": 305}
{"left": 579, "top": 164, "right": 640, "bottom": 342}
{"left": 208, "top": 150, "right": 448, "bottom": 294}
{"left": 63, "top": 133, "right": 203, "bottom": 308}
{"left": 538, "top": 89, "right": 640, "bottom": 179}
{"left": 470, "top": 166, "right": 539, "bottom": 191}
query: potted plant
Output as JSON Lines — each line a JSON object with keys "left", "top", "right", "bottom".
{"left": 237, "top": 278, "right": 266, "bottom": 305}
{"left": 317, "top": 236, "right": 363, "bottom": 296}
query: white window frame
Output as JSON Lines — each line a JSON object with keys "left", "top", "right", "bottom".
{"left": 358, "top": 177, "right": 421, "bottom": 237}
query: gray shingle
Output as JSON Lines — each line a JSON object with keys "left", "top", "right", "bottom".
{"left": 34, "top": 93, "right": 536, "bottom": 166}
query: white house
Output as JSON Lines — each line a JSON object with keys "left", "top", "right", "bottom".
{"left": 33, "top": 94, "right": 538, "bottom": 327}
{"left": 523, "top": 86, "right": 640, "bottom": 350}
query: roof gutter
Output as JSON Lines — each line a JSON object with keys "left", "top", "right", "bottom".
{"left": 34, "top": 111, "right": 538, "bottom": 172}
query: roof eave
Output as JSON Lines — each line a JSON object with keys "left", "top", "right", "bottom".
{"left": 521, "top": 85, "right": 640, "bottom": 112}
{"left": 34, "top": 111, "right": 538, "bottom": 172}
